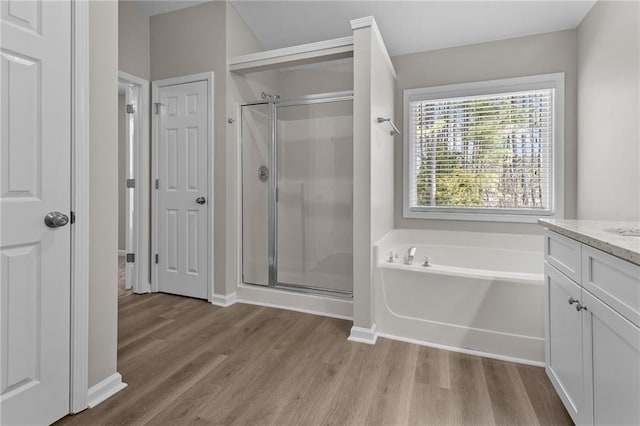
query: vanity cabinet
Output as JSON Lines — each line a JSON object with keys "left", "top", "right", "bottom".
{"left": 544, "top": 230, "right": 640, "bottom": 425}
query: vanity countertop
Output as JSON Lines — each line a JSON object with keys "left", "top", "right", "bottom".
{"left": 538, "top": 219, "right": 640, "bottom": 267}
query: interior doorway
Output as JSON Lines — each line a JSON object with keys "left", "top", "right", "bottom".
{"left": 118, "top": 71, "right": 150, "bottom": 295}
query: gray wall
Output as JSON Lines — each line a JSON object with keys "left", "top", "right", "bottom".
{"left": 392, "top": 30, "right": 578, "bottom": 234}
{"left": 89, "top": 0, "right": 118, "bottom": 388}
{"left": 150, "top": 2, "right": 229, "bottom": 295}
{"left": 118, "top": 0, "right": 150, "bottom": 80}
{"left": 577, "top": 0, "right": 640, "bottom": 221}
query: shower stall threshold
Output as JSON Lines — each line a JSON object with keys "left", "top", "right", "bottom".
{"left": 237, "top": 282, "right": 353, "bottom": 320}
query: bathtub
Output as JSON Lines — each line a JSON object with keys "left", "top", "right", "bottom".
{"left": 374, "top": 229, "right": 544, "bottom": 365}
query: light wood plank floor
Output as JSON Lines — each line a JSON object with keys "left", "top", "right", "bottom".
{"left": 57, "top": 293, "right": 572, "bottom": 426}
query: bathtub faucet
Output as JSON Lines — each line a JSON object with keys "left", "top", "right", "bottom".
{"left": 405, "top": 247, "right": 417, "bottom": 265}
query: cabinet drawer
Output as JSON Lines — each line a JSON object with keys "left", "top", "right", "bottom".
{"left": 582, "top": 245, "right": 640, "bottom": 328}
{"left": 544, "top": 231, "right": 582, "bottom": 282}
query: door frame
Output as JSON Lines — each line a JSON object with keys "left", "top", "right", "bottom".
{"left": 151, "top": 72, "right": 215, "bottom": 302}
{"left": 118, "top": 70, "right": 151, "bottom": 295}
{"left": 70, "top": 0, "right": 90, "bottom": 414}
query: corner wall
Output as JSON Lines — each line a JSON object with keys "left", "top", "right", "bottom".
{"left": 392, "top": 30, "right": 578, "bottom": 233}
{"left": 89, "top": 0, "right": 119, "bottom": 388}
{"left": 577, "top": 0, "right": 640, "bottom": 221}
{"left": 118, "top": 0, "right": 150, "bottom": 80}
{"left": 352, "top": 17, "right": 395, "bottom": 334}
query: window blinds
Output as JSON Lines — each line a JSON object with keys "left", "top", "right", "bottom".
{"left": 408, "top": 89, "right": 554, "bottom": 213}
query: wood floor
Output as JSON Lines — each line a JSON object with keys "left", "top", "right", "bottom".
{"left": 57, "top": 293, "right": 572, "bottom": 426}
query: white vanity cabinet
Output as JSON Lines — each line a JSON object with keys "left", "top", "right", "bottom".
{"left": 544, "top": 230, "right": 640, "bottom": 426}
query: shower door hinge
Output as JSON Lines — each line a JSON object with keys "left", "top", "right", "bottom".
{"left": 126, "top": 103, "right": 136, "bottom": 114}
{"left": 155, "top": 179, "right": 159, "bottom": 189}
{"left": 155, "top": 254, "right": 159, "bottom": 264}
{"left": 126, "top": 178, "right": 135, "bottom": 188}
{"left": 126, "top": 253, "right": 135, "bottom": 263}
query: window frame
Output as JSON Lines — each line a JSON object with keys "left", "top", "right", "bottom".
{"left": 402, "top": 73, "right": 565, "bottom": 223}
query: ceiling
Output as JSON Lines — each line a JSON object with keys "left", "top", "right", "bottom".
{"left": 134, "top": 0, "right": 596, "bottom": 57}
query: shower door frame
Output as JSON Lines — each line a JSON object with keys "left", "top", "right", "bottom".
{"left": 240, "top": 91, "right": 354, "bottom": 299}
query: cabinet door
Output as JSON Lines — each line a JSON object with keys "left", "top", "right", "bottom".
{"left": 582, "top": 290, "right": 640, "bottom": 426}
{"left": 545, "top": 263, "right": 584, "bottom": 423}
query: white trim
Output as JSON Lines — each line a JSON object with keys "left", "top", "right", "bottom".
{"left": 151, "top": 72, "right": 215, "bottom": 301}
{"left": 118, "top": 70, "right": 151, "bottom": 295}
{"left": 211, "top": 292, "right": 238, "bottom": 307}
{"left": 350, "top": 16, "right": 375, "bottom": 30}
{"left": 350, "top": 16, "right": 396, "bottom": 79}
{"left": 86, "top": 373, "right": 127, "bottom": 409}
{"left": 70, "top": 0, "right": 90, "bottom": 414}
{"left": 376, "top": 332, "right": 545, "bottom": 367}
{"left": 348, "top": 324, "right": 378, "bottom": 344}
{"left": 230, "top": 36, "right": 354, "bottom": 73}
{"left": 402, "top": 72, "right": 565, "bottom": 223}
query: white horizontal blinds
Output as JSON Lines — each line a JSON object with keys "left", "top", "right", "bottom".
{"left": 409, "top": 88, "right": 554, "bottom": 212}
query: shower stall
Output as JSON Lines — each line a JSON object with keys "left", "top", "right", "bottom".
{"left": 241, "top": 92, "right": 354, "bottom": 297}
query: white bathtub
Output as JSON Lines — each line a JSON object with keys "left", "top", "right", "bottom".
{"left": 374, "top": 229, "right": 545, "bottom": 365}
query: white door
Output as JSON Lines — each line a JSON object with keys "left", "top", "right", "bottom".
{"left": 156, "top": 81, "right": 209, "bottom": 299}
{"left": 124, "top": 84, "right": 137, "bottom": 290}
{"left": 1, "top": 1, "right": 71, "bottom": 425}
{"left": 545, "top": 264, "right": 584, "bottom": 423}
{"left": 582, "top": 290, "right": 640, "bottom": 426}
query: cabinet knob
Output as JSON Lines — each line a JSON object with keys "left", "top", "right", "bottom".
{"left": 575, "top": 303, "right": 587, "bottom": 312}
{"left": 568, "top": 296, "right": 579, "bottom": 305}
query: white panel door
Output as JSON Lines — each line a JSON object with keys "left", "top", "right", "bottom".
{"left": 157, "top": 81, "right": 208, "bottom": 299}
{"left": 582, "top": 290, "right": 640, "bottom": 426}
{"left": 545, "top": 264, "right": 584, "bottom": 423}
{"left": 0, "top": 1, "right": 71, "bottom": 425}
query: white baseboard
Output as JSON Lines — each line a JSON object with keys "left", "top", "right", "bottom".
{"left": 211, "top": 292, "right": 238, "bottom": 307}
{"left": 118, "top": 249, "right": 126, "bottom": 257}
{"left": 347, "top": 324, "right": 378, "bottom": 344}
{"left": 87, "top": 372, "right": 127, "bottom": 408}
{"left": 375, "top": 332, "right": 545, "bottom": 367}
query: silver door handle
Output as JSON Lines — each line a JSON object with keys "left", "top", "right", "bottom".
{"left": 568, "top": 297, "right": 579, "bottom": 305}
{"left": 195, "top": 197, "right": 206, "bottom": 205}
{"left": 44, "top": 211, "right": 69, "bottom": 228}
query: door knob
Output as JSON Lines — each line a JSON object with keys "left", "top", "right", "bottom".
{"left": 568, "top": 296, "right": 579, "bottom": 305}
{"left": 44, "top": 211, "right": 69, "bottom": 228}
{"left": 195, "top": 197, "right": 206, "bottom": 205}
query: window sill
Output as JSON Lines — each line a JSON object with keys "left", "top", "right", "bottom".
{"left": 403, "top": 209, "right": 559, "bottom": 224}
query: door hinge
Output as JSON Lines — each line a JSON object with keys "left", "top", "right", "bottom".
{"left": 155, "top": 254, "right": 159, "bottom": 264}
{"left": 126, "top": 103, "right": 136, "bottom": 114}
{"left": 155, "top": 179, "right": 159, "bottom": 189}
{"left": 70, "top": 211, "right": 75, "bottom": 224}
{"left": 154, "top": 102, "right": 164, "bottom": 115}
{"left": 126, "top": 178, "right": 135, "bottom": 188}
{"left": 276, "top": 187, "right": 279, "bottom": 202}
{"left": 126, "top": 253, "right": 135, "bottom": 263}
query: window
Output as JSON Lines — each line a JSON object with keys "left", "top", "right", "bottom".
{"left": 403, "top": 73, "right": 564, "bottom": 222}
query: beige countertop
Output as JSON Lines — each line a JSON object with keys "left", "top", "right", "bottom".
{"left": 538, "top": 219, "right": 640, "bottom": 266}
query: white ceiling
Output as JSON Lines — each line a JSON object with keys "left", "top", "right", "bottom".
{"left": 134, "top": 0, "right": 596, "bottom": 57}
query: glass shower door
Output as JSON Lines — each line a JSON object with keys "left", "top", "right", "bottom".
{"left": 241, "top": 103, "right": 270, "bottom": 286}
{"left": 275, "top": 100, "right": 353, "bottom": 295}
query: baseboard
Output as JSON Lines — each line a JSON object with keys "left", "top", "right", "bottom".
{"left": 87, "top": 372, "right": 127, "bottom": 408}
{"left": 211, "top": 292, "right": 238, "bottom": 307}
{"left": 117, "top": 249, "right": 126, "bottom": 257}
{"left": 376, "top": 332, "right": 545, "bottom": 367}
{"left": 347, "top": 324, "right": 378, "bottom": 345}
